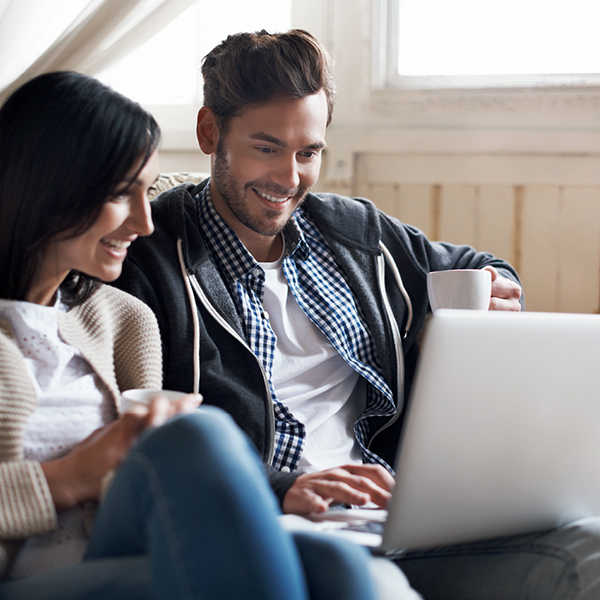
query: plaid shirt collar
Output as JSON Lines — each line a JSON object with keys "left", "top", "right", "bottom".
{"left": 195, "top": 180, "right": 310, "bottom": 281}
{"left": 193, "top": 179, "right": 395, "bottom": 474}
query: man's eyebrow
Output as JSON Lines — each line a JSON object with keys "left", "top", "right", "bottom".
{"left": 249, "top": 132, "right": 326, "bottom": 150}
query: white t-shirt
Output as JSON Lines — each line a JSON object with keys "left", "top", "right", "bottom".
{"left": 260, "top": 254, "right": 365, "bottom": 473}
{"left": 0, "top": 298, "right": 113, "bottom": 579}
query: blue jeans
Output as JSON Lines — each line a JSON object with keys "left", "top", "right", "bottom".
{"left": 0, "top": 407, "right": 377, "bottom": 600}
{"left": 393, "top": 517, "right": 600, "bottom": 600}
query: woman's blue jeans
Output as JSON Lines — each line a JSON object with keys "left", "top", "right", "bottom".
{"left": 0, "top": 407, "right": 377, "bottom": 600}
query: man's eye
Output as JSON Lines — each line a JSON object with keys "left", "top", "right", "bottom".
{"left": 259, "top": 147, "right": 275, "bottom": 153}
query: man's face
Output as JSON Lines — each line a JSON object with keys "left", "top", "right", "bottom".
{"left": 207, "top": 91, "right": 328, "bottom": 249}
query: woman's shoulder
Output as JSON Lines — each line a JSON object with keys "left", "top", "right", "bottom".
{"left": 58, "top": 284, "right": 162, "bottom": 400}
{"left": 89, "top": 283, "right": 154, "bottom": 313}
{"left": 68, "top": 284, "right": 159, "bottom": 335}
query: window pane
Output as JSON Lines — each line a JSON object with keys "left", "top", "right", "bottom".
{"left": 99, "top": 0, "right": 292, "bottom": 105}
{"left": 195, "top": 0, "right": 292, "bottom": 71}
{"left": 397, "top": 0, "right": 600, "bottom": 76}
{"left": 98, "top": 4, "right": 198, "bottom": 105}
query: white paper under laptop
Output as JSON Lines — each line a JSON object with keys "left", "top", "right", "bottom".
{"left": 279, "top": 309, "right": 600, "bottom": 551}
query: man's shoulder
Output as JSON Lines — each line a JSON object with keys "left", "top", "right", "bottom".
{"left": 302, "top": 191, "right": 388, "bottom": 248}
{"left": 305, "top": 191, "right": 378, "bottom": 215}
{"left": 150, "top": 179, "right": 208, "bottom": 226}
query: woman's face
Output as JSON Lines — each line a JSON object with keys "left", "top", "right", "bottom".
{"left": 30, "top": 149, "right": 160, "bottom": 305}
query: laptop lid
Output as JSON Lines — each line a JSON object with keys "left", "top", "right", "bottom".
{"left": 381, "top": 309, "right": 600, "bottom": 550}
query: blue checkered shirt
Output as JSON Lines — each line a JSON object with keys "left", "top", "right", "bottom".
{"left": 196, "top": 183, "right": 396, "bottom": 472}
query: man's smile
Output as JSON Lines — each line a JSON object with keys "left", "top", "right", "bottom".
{"left": 253, "top": 188, "right": 292, "bottom": 204}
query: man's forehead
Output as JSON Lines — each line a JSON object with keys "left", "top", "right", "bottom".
{"left": 231, "top": 92, "right": 328, "bottom": 143}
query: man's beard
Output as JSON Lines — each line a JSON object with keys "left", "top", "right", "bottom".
{"left": 212, "top": 141, "right": 309, "bottom": 238}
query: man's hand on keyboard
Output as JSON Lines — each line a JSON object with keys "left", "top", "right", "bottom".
{"left": 282, "top": 464, "right": 395, "bottom": 515}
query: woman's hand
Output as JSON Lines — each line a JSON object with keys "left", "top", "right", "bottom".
{"left": 41, "top": 393, "right": 202, "bottom": 510}
{"left": 124, "top": 391, "right": 202, "bottom": 419}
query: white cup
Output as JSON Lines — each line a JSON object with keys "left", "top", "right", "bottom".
{"left": 427, "top": 269, "right": 492, "bottom": 314}
{"left": 121, "top": 388, "right": 186, "bottom": 412}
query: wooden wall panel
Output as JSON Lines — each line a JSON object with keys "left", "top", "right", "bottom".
{"left": 397, "top": 185, "right": 435, "bottom": 239}
{"left": 364, "top": 184, "right": 396, "bottom": 216}
{"left": 439, "top": 185, "right": 478, "bottom": 247}
{"left": 477, "top": 185, "right": 515, "bottom": 265}
{"left": 558, "top": 188, "right": 600, "bottom": 313}
{"left": 512, "top": 186, "right": 560, "bottom": 312}
{"left": 343, "top": 154, "right": 600, "bottom": 313}
{"left": 359, "top": 153, "right": 600, "bottom": 186}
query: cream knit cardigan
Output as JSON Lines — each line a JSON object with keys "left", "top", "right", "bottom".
{"left": 0, "top": 284, "right": 162, "bottom": 576}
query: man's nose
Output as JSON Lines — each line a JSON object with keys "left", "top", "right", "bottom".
{"left": 271, "top": 155, "right": 301, "bottom": 191}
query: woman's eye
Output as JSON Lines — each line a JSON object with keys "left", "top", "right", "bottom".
{"left": 111, "top": 191, "right": 130, "bottom": 203}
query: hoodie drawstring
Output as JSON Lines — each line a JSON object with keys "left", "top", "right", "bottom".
{"left": 379, "top": 241, "right": 413, "bottom": 339}
{"left": 177, "top": 238, "right": 200, "bottom": 394}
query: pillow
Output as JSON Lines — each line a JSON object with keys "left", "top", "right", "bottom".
{"left": 150, "top": 172, "right": 209, "bottom": 200}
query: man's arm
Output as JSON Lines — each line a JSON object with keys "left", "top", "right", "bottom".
{"left": 381, "top": 217, "right": 524, "bottom": 312}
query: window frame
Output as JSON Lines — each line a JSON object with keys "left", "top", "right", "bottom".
{"left": 376, "top": 0, "right": 600, "bottom": 91}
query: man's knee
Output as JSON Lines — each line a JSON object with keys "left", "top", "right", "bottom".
{"left": 394, "top": 519, "right": 600, "bottom": 600}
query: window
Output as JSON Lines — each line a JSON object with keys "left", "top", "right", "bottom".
{"left": 98, "top": 0, "right": 292, "bottom": 105}
{"left": 378, "top": 0, "right": 600, "bottom": 89}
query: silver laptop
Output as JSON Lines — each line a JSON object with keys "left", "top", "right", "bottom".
{"left": 279, "top": 309, "right": 600, "bottom": 551}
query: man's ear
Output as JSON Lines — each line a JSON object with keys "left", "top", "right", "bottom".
{"left": 196, "top": 106, "right": 219, "bottom": 154}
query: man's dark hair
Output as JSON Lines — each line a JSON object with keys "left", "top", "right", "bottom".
{"left": 201, "top": 29, "right": 335, "bottom": 134}
{"left": 0, "top": 71, "right": 160, "bottom": 305}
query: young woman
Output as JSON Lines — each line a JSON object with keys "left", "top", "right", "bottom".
{"left": 0, "top": 71, "right": 378, "bottom": 600}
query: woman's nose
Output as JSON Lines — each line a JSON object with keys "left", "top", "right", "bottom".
{"left": 127, "top": 193, "right": 154, "bottom": 236}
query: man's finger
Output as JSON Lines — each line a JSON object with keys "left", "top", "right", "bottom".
{"left": 338, "top": 464, "right": 395, "bottom": 491}
{"left": 283, "top": 487, "right": 333, "bottom": 514}
{"left": 489, "top": 296, "right": 521, "bottom": 311}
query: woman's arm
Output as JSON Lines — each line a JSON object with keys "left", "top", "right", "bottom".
{"left": 41, "top": 394, "right": 200, "bottom": 510}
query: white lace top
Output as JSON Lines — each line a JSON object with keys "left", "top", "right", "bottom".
{"left": 0, "top": 297, "right": 113, "bottom": 579}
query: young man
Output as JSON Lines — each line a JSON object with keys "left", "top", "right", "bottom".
{"left": 116, "top": 30, "right": 600, "bottom": 599}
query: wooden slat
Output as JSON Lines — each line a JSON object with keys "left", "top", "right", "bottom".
{"left": 477, "top": 186, "right": 515, "bottom": 265}
{"left": 519, "top": 186, "right": 560, "bottom": 312}
{"left": 439, "top": 185, "right": 478, "bottom": 247}
{"left": 396, "top": 185, "right": 434, "bottom": 238}
{"left": 364, "top": 184, "right": 396, "bottom": 215}
{"left": 354, "top": 154, "right": 369, "bottom": 199}
{"left": 558, "top": 187, "right": 600, "bottom": 313}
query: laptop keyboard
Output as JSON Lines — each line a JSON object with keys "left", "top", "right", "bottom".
{"left": 344, "top": 520, "right": 385, "bottom": 535}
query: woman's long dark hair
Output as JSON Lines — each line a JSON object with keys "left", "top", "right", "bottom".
{"left": 0, "top": 71, "right": 160, "bottom": 306}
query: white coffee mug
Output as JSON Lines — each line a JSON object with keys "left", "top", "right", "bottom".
{"left": 121, "top": 388, "right": 186, "bottom": 412}
{"left": 427, "top": 269, "right": 492, "bottom": 314}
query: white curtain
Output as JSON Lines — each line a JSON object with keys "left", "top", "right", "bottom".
{"left": 0, "top": 0, "right": 195, "bottom": 104}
